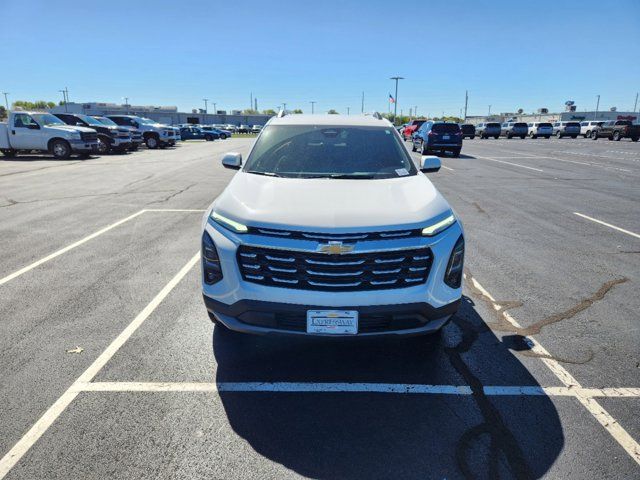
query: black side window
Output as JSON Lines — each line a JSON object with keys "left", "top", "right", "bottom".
{"left": 14, "top": 114, "right": 35, "bottom": 128}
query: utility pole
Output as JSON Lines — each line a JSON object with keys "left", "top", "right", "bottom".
{"left": 347, "top": 107, "right": 350, "bottom": 115}
{"left": 283, "top": 103, "right": 287, "bottom": 112}
{"left": 250, "top": 92, "right": 253, "bottom": 111}
{"left": 409, "top": 107, "right": 412, "bottom": 119}
{"left": 390, "top": 76, "right": 404, "bottom": 122}
{"left": 124, "top": 97, "right": 129, "bottom": 114}
{"left": 2, "top": 92, "right": 9, "bottom": 110}
{"left": 254, "top": 98, "right": 258, "bottom": 111}
{"left": 213, "top": 102, "right": 217, "bottom": 115}
{"left": 59, "top": 89, "right": 68, "bottom": 112}
{"left": 203, "top": 98, "right": 208, "bottom": 124}
{"left": 464, "top": 90, "right": 468, "bottom": 121}
{"left": 634, "top": 92, "right": 638, "bottom": 113}
{"left": 310, "top": 101, "right": 316, "bottom": 114}
{"left": 488, "top": 105, "right": 492, "bottom": 116}
{"left": 594, "top": 94, "right": 600, "bottom": 120}
{"left": 361, "top": 91, "right": 364, "bottom": 113}
{"left": 414, "top": 106, "right": 418, "bottom": 118}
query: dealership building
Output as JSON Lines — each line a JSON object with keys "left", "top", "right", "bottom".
{"left": 48, "top": 102, "right": 273, "bottom": 126}
{"left": 465, "top": 108, "right": 638, "bottom": 125}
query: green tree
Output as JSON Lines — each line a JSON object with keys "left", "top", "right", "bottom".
{"left": 12, "top": 100, "right": 58, "bottom": 110}
{"left": 292, "top": 109, "right": 303, "bottom": 114}
{"left": 262, "top": 109, "right": 277, "bottom": 115}
{"left": 0, "top": 106, "right": 6, "bottom": 119}
{"left": 242, "top": 109, "right": 259, "bottom": 114}
{"left": 327, "top": 109, "right": 339, "bottom": 114}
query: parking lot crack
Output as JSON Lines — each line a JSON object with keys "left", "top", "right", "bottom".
{"left": 151, "top": 183, "right": 197, "bottom": 204}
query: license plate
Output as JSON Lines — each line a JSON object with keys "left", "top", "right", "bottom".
{"left": 442, "top": 135, "right": 450, "bottom": 140}
{"left": 307, "top": 310, "right": 358, "bottom": 335}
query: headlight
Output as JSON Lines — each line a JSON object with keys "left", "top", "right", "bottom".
{"left": 202, "top": 232, "right": 223, "bottom": 285}
{"left": 211, "top": 211, "right": 248, "bottom": 233}
{"left": 422, "top": 214, "right": 456, "bottom": 237}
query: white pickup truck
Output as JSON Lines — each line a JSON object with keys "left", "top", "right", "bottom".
{"left": 0, "top": 111, "right": 98, "bottom": 159}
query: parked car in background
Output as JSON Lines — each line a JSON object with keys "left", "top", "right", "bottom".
{"left": 180, "top": 126, "right": 220, "bottom": 141}
{"left": 460, "top": 124, "right": 476, "bottom": 139}
{"left": 203, "top": 114, "right": 463, "bottom": 338}
{"left": 1, "top": 111, "right": 98, "bottom": 159}
{"left": 107, "top": 115, "right": 175, "bottom": 149}
{"left": 527, "top": 122, "right": 553, "bottom": 139}
{"left": 93, "top": 116, "right": 143, "bottom": 150}
{"left": 552, "top": 121, "right": 581, "bottom": 138}
{"left": 476, "top": 122, "right": 501, "bottom": 139}
{"left": 237, "top": 125, "right": 250, "bottom": 133}
{"left": 401, "top": 119, "right": 426, "bottom": 141}
{"left": 54, "top": 113, "right": 131, "bottom": 154}
{"left": 251, "top": 125, "right": 263, "bottom": 133}
{"left": 579, "top": 121, "right": 604, "bottom": 138}
{"left": 224, "top": 124, "right": 238, "bottom": 133}
{"left": 592, "top": 120, "right": 640, "bottom": 141}
{"left": 501, "top": 122, "right": 528, "bottom": 139}
{"left": 202, "top": 125, "right": 232, "bottom": 139}
{"left": 412, "top": 121, "right": 462, "bottom": 157}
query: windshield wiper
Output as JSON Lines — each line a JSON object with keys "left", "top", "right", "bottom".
{"left": 245, "top": 170, "right": 284, "bottom": 177}
{"left": 328, "top": 173, "right": 376, "bottom": 179}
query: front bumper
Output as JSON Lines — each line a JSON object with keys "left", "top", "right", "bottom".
{"left": 111, "top": 137, "right": 132, "bottom": 148}
{"left": 69, "top": 139, "right": 99, "bottom": 152}
{"left": 204, "top": 296, "right": 459, "bottom": 337}
{"left": 201, "top": 215, "right": 464, "bottom": 337}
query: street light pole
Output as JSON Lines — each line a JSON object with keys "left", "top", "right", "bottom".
{"left": 594, "top": 95, "right": 600, "bottom": 120}
{"left": 464, "top": 90, "right": 468, "bottom": 122}
{"left": 2, "top": 92, "right": 9, "bottom": 110}
{"left": 347, "top": 107, "right": 350, "bottom": 115}
{"left": 124, "top": 97, "right": 129, "bottom": 114}
{"left": 361, "top": 91, "right": 364, "bottom": 113}
{"left": 390, "top": 76, "right": 404, "bottom": 122}
{"left": 488, "top": 105, "right": 492, "bottom": 116}
{"left": 310, "top": 101, "right": 316, "bottom": 114}
{"left": 203, "top": 98, "right": 209, "bottom": 124}
{"left": 634, "top": 92, "right": 638, "bottom": 113}
{"left": 59, "top": 90, "right": 68, "bottom": 112}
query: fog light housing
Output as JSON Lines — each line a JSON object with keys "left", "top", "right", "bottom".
{"left": 202, "top": 231, "right": 223, "bottom": 285}
{"left": 444, "top": 235, "right": 464, "bottom": 288}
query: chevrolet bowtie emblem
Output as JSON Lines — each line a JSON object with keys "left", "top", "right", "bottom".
{"left": 318, "top": 241, "right": 355, "bottom": 255}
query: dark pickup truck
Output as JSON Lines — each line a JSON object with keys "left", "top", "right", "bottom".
{"left": 593, "top": 120, "right": 640, "bottom": 142}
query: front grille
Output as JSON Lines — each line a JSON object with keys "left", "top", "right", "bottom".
{"left": 80, "top": 132, "right": 98, "bottom": 142}
{"left": 246, "top": 226, "right": 422, "bottom": 241}
{"left": 237, "top": 245, "right": 432, "bottom": 291}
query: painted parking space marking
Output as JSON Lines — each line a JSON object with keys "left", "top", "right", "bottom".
{"left": 466, "top": 274, "right": 640, "bottom": 466}
{"left": 574, "top": 212, "right": 640, "bottom": 240}
{"left": 76, "top": 382, "right": 640, "bottom": 398}
{"left": 0, "top": 209, "right": 205, "bottom": 287}
{"left": 473, "top": 155, "right": 544, "bottom": 172}
{"left": 0, "top": 252, "right": 200, "bottom": 479}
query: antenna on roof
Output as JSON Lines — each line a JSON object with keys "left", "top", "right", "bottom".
{"left": 372, "top": 111, "right": 383, "bottom": 120}
{"left": 277, "top": 108, "right": 287, "bottom": 118}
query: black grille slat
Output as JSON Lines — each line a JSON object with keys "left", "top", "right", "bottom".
{"left": 247, "top": 227, "right": 422, "bottom": 241}
{"left": 80, "top": 132, "right": 98, "bottom": 142}
{"left": 237, "top": 245, "right": 432, "bottom": 291}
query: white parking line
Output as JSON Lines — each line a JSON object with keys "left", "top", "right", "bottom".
{"left": 76, "top": 382, "right": 640, "bottom": 398}
{"left": 473, "top": 155, "right": 544, "bottom": 172}
{"left": 467, "top": 275, "right": 640, "bottom": 466}
{"left": 441, "top": 165, "right": 455, "bottom": 172}
{"left": 0, "top": 252, "right": 200, "bottom": 479}
{"left": 0, "top": 209, "right": 205, "bottom": 287}
{"left": 574, "top": 212, "right": 640, "bottom": 240}
{"left": 0, "top": 210, "right": 146, "bottom": 287}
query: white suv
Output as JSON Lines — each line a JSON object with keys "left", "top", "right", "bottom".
{"left": 201, "top": 114, "right": 464, "bottom": 337}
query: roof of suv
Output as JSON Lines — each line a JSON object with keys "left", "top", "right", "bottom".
{"left": 267, "top": 114, "right": 393, "bottom": 127}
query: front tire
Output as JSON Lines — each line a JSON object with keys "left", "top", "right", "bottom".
{"left": 51, "top": 139, "right": 71, "bottom": 159}
{"left": 470, "top": 135, "right": 475, "bottom": 140}
{"left": 451, "top": 148, "right": 461, "bottom": 158}
{"left": 204, "top": 134, "right": 213, "bottom": 141}
{"left": 556, "top": 131, "right": 562, "bottom": 138}
{"left": 219, "top": 133, "right": 227, "bottom": 140}
{"left": 420, "top": 141, "right": 428, "bottom": 155}
{"left": 632, "top": 137, "right": 639, "bottom": 142}
{"left": 145, "top": 135, "right": 159, "bottom": 149}
{"left": 520, "top": 135, "right": 525, "bottom": 139}
{"left": 592, "top": 131, "right": 599, "bottom": 140}
{"left": 494, "top": 135, "right": 499, "bottom": 139}
{"left": 613, "top": 131, "right": 621, "bottom": 141}
{"left": 96, "top": 136, "right": 111, "bottom": 154}
{"left": 571, "top": 135, "right": 577, "bottom": 139}
{"left": 411, "top": 141, "right": 417, "bottom": 152}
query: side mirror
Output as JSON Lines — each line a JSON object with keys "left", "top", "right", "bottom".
{"left": 420, "top": 155, "right": 441, "bottom": 173}
{"left": 222, "top": 152, "right": 242, "bottom": 170}
{"left": 27, "top": 123, "right": 40, "bottom": 130}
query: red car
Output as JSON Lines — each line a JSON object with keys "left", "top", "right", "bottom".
{"left": 401, "top": 119, "right": 426, "bottom": 141}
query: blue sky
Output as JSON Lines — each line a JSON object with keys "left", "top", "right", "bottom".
{"left": 1, "top": 0, "right": 639, "bottom": 116}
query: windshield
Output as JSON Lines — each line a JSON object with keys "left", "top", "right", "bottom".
{"left": 77, "top": 115, "right": 104, "bottom": 126}
{"left": 94, "top": 116, "right": 118, "bottom": 127}
{"left": 32, "top": 113, "right": 66, "bottom": 126}
{"left": 139, "top": 117, "right": 157, "bottom": 125}
{"left": 243, "top": 125, "right": 417, "bottom": 179}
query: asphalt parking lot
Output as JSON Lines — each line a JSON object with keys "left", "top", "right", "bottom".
{"left": 0, "top": 136, "right": 638, "bottom": 479}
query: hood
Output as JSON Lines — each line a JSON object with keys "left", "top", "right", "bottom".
{"left": 46, "top": 125, "right": 96, "bottom": 134}
{"left": 213, "top": 172, "right": 452, "bottom": 231}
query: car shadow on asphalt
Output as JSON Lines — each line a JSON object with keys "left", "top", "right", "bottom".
{"left": 212, "top": 296, "right": 564, "bottom": 479}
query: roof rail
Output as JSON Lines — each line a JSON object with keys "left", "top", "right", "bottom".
{"left": 277, "top": 108, "right": 287, "bottom": 118}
